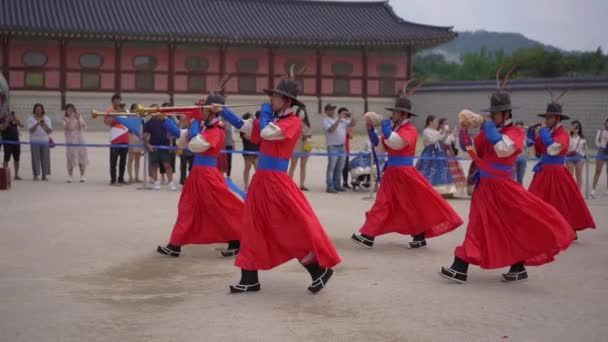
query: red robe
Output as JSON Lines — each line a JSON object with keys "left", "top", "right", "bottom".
{"left": 169, "top": 121, "right": 243, "bottom": 246}
{"left": 235, "top": 113, "right": 341, "bottom": 270}
{"left": 360, "top": 121, "right": 463, "bottom": 238}
{"left": 528, "top": 125, "right": 596, "bottom": 231}
{"left": 455, "top": 125, "right": 575, "bottom": 269}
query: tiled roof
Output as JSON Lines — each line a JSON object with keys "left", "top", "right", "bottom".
{"left": 0, "top": 0, "right": 456, "bottom": 47}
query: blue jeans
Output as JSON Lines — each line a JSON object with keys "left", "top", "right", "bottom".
{"left": 326, "top": 145, "right": 346, "bottom": 191}
{"left": 514, "top": 157, "right": 527, "bottom": 185}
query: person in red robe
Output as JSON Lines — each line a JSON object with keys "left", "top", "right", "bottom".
{"left": 218, "top": 68, "right": 341, "bottom": 294}
{"left": 352, "top": 82, "right": 463, "bottom": 249}
{"left": 156, "top": 82, "right": 244, "bottom": 258}
{"left": 440, "top": 66, "right": 575, "bottom": 284}
{"left": 528, "top": 92, "right": 596, "bottom": 238}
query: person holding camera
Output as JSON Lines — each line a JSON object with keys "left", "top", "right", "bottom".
{"left": 322, "top": 104, "right": 355, "bottom": 193}
{"left": 26, "top": 103, "right": 52, "bottom": 181}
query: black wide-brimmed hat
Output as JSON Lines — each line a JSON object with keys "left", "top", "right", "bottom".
{"left": 385, "top": 97, "right": 418, "bottom": 116}
{"left": 204, "top": 75, "right": 231, "bottom": 105}
{"left": 482, "top": 92, "right": 518, "bottom": 113}
{"left": 385, "top": 79, "right": 422, "bottom": 116}
{"left": 537, "top": 89, "right": 570, "bottom": 120}
{"left": 482, "top": 64, "right": 519, "bottom": 113}
{"left": 263, "top": 65, "right": 305, "bottom": 108}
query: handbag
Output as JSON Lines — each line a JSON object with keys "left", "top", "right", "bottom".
{"left": 303, "top": 142, "right": 313, "bottom": 153}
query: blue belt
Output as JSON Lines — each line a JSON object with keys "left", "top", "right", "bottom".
{"left": 533, "top": 155, "right": 565, "bottom": 173}
{"left": 193, "top": 155, "right": 218, "bottom": 167}
{"left": 386, "top": 156, "right": 414, "bottom": 167}
{"left": 258, "top": 154, "right": 289, "bottom": 172}
{"left": 478, "top": 163, "right": 513, "bottom": 179}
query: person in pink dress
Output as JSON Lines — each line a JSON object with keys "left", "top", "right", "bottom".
{"left": 352, "top": 82, "right": 463, "bottom": 249}
{"left": 440, "top": 66, "right": 575, "bottom": 284}
{"left": 528, "top": 91, "right": 596, "bottom": 239}
{"left": 63, "top": 104, "right": 88, "bottom": 183}
{"left": 218, "top": 68, "right": 341, "bottom": 295}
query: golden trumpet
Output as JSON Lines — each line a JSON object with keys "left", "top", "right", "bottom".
{"left": 134, "top": 103, "right": 260, "bottom": 117}
{"left": 90, "top": 109, "right": 139, "bottom": 119}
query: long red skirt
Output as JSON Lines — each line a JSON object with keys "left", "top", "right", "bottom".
{"left": 235, "top": 170, "right": 341, "bottom": 270}
{"left": 455, "top": 177, "right": 575, "bottom": 269}
{"left": 360, "top": 166, "right": 463, "bottom": 238}
{"left": 528, "top": 165, "right": 596, "bottom": 231}
{"left": 169, "top": 165, "right": 243, "bottom": 246}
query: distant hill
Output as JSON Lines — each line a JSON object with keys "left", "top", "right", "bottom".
{"left": 421, "top": 30, "right": 562, "bottom": 63}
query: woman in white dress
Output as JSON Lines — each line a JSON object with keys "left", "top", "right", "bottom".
{"left": 591, "top": 118, "right": 608, "bottom": 198}
{"left": 566, "top": 120, "right": 587, "bottom": 190}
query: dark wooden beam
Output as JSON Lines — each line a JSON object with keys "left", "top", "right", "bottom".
{"left": 219, "top": 45, "right": 226, "bottom": 77}
{"left": 168, "top": 43, "right": 175, "bottom": 105}
{"left": 316, "top": 47, "right": 322, "bottom": 113}
{"left": 405, "top": 47, "right": 412, "bottom": 80}
{"left": 268, "top": 46, "right": 274, "bottom": 89}
{"left": 362, "top": 47, "right": 368, "bottom": 113}
{"left": 114, "top": 41, "right": 123, "bottom": 93}
{"left": 59, "top": 39, "right": 67, "bottom": 108}
{"left": 1, "top": 35, "right": 9, "bottom": 81}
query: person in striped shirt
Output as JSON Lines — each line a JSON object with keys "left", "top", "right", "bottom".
{"left": 104, "top": 94, "right": 129, "bottom": 185}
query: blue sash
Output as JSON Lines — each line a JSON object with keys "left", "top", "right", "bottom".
{"left": 533, "top": 155, "right": 565, "bottom": 173}
{"left": 477, "top": 163, "right": 513, "bottom": 180}
{"left": 258, "top": 154, "right": 289, "bottom": 172}
{"left": 386, "top": 156, "right": 414, "bottom": 167}
{"left": 193, "top": 155, "right": 218, "bottom": 167}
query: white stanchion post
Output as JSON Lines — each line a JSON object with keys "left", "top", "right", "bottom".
{"left": 136, "top": 119, "right": 149, "bottom": 191}
{"left": 362, "top": 151, "right": 376, "bottom": 201}
{"left": 585, "top": 156, "right": 590, "bottom": 199}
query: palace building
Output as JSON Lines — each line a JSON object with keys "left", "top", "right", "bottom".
{"left": 0, "top": 0, "right": 455, "bottom": 128}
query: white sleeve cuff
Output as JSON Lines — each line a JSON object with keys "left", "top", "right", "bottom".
{"left": 239, "top": 119, "right": 253, "bottom": 138}
{"left": 176, "top": 129, "right": 189, "bottom": 148}
{"left": 547, "top": 142, "right": 563, "bottom": 156}
{"left": 260, "top": 122, "right": 285, "bottom": 140}
{"left": 188, "top": 134, "right": 211, "bottom": 153}
{"left": 385, "top": 132, "right": 407, "bottom": 150}
{"left": 493, "top": 135, "right": 517, "bottom": 157}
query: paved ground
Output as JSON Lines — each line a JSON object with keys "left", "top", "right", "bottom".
{"left": 1, "top": 132, "right": 607, "bottom": 342}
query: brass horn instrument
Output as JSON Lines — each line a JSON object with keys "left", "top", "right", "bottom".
{"left": 90, "top": 108, "right": 139, "bottom": 119}
{"left": 133, "top": 103, "right": 260, "bottom": 117}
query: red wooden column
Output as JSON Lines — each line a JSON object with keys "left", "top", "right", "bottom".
{"left": 219, "top": 44, "right": 226, "bottom": 78}
{"left": 1, "top": 35, "right": 9, "bottom": 81}
{"left": 405, "top": 47, "right": 412, "bottom": 80}
{"left": 114, "top": 41, "right": 123, "bottom": 93}
{"left": 316, "top": 47, "right": 322, "bottom": 113}
{"left": 168, "top": 43, "right": 175, "bottom": 105}
{"left": 268, "top": 46, "right": 274, "bottom": 89}
{"left": 362, "top": 47, "right": 369, "bottom": 113}
{"left": 59, "top": 39, "right": 67, "bottom": 108}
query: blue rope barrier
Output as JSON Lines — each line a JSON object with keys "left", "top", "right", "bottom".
{"left": 1, "top": 140, "right": 607, "bottom": 161}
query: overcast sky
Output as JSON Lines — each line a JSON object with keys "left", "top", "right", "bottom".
{"left": 355, "top": 0, "right": 607, "bottom": 51}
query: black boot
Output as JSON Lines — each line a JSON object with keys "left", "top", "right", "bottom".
{"left": 157, "top": 244, "right": 181, "bottom": 257}
{"left": 501, "top": 262, "right": 528, "bottom": 283}
{"left": 229, "top": 269, "right": 260, "bottom": 294}
{"left": 408, "top": 233, "right": 427, "bottom": 249}
{"left": 303, "top": 261, "right": 334, "bottom": 295}
{"left": 439, "top": 257, "right": 469, "bottom": 284}
{"left": 220, "top": 240, "right": 240, "bottom": 257}
{"left": 351, "top": 233, "right": 374, "bottom": 248}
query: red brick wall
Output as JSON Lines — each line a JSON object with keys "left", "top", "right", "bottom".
{"left": 4, "top": 38, "right": 410, "bottom": 98}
